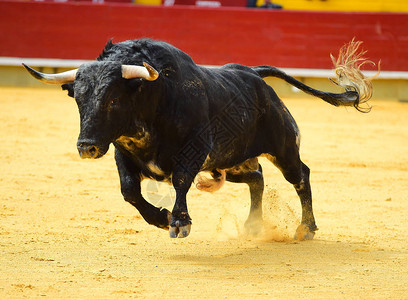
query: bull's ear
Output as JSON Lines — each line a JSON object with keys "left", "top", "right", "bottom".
{"left": 62, "top": 83, "right": 74, "bottom": 98}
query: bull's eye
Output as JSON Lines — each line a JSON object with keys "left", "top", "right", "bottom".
{"left": 108, "top": 98, "right": 119, "bottom": 111}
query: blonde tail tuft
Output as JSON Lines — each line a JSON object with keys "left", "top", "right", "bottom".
{"left": 196, "top": 170, "right": 226, "bottom": 193}
{"left": 330, "top": 38, "right": 380, "bottom": 113}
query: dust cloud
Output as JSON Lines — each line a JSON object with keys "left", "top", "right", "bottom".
{"left": 215, "top": 186, "right": 299, "bottom": 242}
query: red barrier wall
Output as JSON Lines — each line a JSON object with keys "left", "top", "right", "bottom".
{"left": 0, "top": 1, "right": 407, "bottom": 71}
{"left": 168, "top": 0, "right": 247, "bottom": 6}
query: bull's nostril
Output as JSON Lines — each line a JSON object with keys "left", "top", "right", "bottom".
{"left": 89, "top": 146, "right": 97, "bottom": 155}
{"left": 77, "top": 143, "right": 100, "bottom": 159}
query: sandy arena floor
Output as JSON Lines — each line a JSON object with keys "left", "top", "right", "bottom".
{"left": 1, "top": 87, "right": 407, "bottom": 298}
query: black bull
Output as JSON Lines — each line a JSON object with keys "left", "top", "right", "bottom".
{"left": 24, "top": 38, "right": 375, "bottom": 239}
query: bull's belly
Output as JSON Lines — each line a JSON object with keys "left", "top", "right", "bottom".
{"left": 200, "top": 152, "right": 260, "bottom": 173}
{"left": 115, "top": 134, "right": 261, "bottom": 183}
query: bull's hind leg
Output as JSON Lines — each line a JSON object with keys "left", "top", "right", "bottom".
{"left": 226, "top": 159, "right": 264, "bottom": 235}
{"left": 292, "top": 162, "right": 318, "bottom": 240}
{"left": 266, "top": 152, "right": 318, "bottom": 240}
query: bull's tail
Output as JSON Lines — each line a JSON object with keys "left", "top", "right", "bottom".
{"left": 253, "top": 39, "right": 380, "bottom": 112}
{"left": 195, "top": 170, "right": 226, "bottom": 193}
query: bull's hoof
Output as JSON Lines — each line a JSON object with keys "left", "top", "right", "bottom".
{"left": 169, "top": 223, "right": 192, "bottom": 238}
{"left": 169, "top": 213, "right": 192, "bottom": 238}
{"left": 294, "top": 223, "right": 317, "bottom": 241}
{"left": 157, "top": 209, "right": 172, "bottom": 231}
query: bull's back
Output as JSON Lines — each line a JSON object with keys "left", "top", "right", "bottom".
{"left": 192, "top": 65, "right": 271, "bottom": 168}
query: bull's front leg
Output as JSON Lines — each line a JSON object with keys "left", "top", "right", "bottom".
{"left": 115, "top": 149, "right": 172, "bottom": 230}
{"left": 170, "top": 143, "right": 208, "bottom": 238}
{"left": 169, "top": 169, "right": 194, "bottom": 238}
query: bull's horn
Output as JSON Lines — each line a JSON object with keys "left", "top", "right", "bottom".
{"left": 22, "top": 64, "right": 78, "bottom": 84}
{"left": 121, "top": 62, "right": 159, "bottom": 81}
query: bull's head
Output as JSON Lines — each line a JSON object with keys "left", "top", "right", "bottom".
{"left": 23, "top": 61, "right": 159, "bottom": 159}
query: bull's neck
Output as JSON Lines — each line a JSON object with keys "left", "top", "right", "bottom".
{"left": 131, "top": 85, "right": 162, "bottom": 125}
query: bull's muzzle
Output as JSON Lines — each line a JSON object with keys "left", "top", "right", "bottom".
{"left": 77, "top": 142, "right": 102, "bottom": 159}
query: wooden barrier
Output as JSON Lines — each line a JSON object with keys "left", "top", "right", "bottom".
{"left": 0, "top": 1, "right": 407, "bottom": 71}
